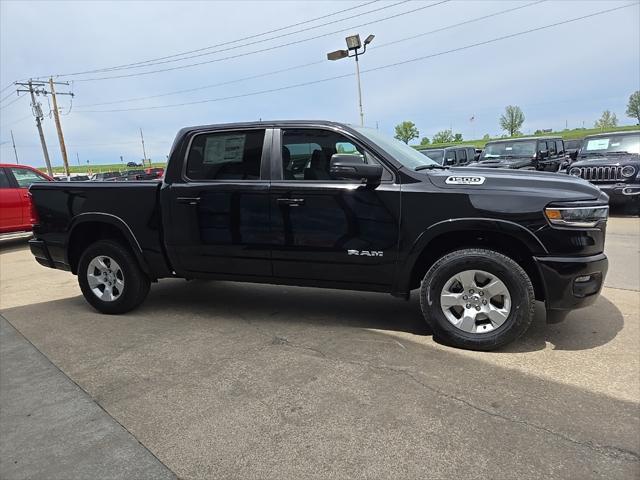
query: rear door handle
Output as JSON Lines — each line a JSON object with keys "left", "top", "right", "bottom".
{"left": 177, "top": 197, "right": 201, "bottom": 205}
{"left": 277, "top": 198, "right": 305, "bottom": 207}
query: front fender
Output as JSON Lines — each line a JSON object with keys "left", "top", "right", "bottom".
{"left": 394, "top": 217, "right": 547, "bottom": 294}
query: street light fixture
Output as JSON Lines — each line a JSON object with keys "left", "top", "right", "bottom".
{"left": 327, "top": 33, "right": 375, "bottom": 126}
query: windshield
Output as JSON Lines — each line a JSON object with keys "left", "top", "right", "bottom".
{"left": 420, "top": 149, "right": 444, "bottom": 164}
{"left": 482, "top": 141, "right": 536, "bottom": 159}
{"left": 354, "top": 126, "right": 437, "bottom": 169}
{"left": 564, "top": 139, "right": 582, "bottom": 150}
{"left": 581, "top": 132, "right": 640, "bottom": 156}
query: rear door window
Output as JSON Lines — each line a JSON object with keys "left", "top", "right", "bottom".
{"left": 538, "top": 141, "right": 548, "bottom": 153}
{"left": 186, "top": 129, "right": 266, "bottom": 180}
{"left": 444, "top": 149, "right": 456, "bottom": 165}
{"left": 456, "top": 149, "right": 467, "bottom": 164}
{"left": 8, "top": 167, "right": 49, "bottom": 188}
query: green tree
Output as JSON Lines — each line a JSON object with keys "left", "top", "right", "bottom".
{"left": 394, "top": 121, "right": 419, "bottom": 144}
{"left": 432, "top": 129, "right": 454, "bottom": 144}
{"left": 482, "top": 134, "right": 491, "bottom": 141}
{"left": 453, "top": 133, "right": 463, "bottom": 142}
{"left": 626, "top": 91, "right": 640, "bottom": 124}
{"left": 420, "top": 137, "right": 431, "bottom": 146}
{"left": 594, "top": 110, "right": 618, "bottom": 130}
{"left": 499, "top": 105, "right": 525, "bottom": 136}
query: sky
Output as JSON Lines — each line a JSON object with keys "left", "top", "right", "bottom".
{"left": 0, "top": 0, "right": 639, "bottom": 167}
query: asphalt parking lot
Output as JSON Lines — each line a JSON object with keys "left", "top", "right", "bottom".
{"left": 1, "top": 216, "right": 639, "bottom": 480}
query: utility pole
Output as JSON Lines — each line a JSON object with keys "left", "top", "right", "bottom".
{"left": 10, "top": 130, "right": 19, "bottom": 164}
{"left": 16, "top": 80, "right": 52, "bottom": 176}
{"left": 140, "top": 128, "right": 147, "bottom": 166}
{"left": 49, "top": 78, "right": 74, "bottom": 177}
{"left": 76, "top": 152, "right": 80, "bottom": 166}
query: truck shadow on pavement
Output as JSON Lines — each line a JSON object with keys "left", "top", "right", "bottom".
{"left": 135, "top": 279, "right": 624, "bottom": 354}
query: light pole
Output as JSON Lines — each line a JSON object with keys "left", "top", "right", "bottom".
{"left": 327, "top": 33, "right": 375, "bottom": 126}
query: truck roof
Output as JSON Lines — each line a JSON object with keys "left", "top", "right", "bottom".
{"left": 177, "top": 120, "right": 353, "bottom": 136}
{"left": 583, "top": 130, "right": 640, "bottom": 139}
{"left": 486, "top": 136, "right": 562, "bottom": 144}
{"left": 418, "top": 145, "right": 474, "bottom": 151}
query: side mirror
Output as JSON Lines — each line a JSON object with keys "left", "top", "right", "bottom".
{"left": 329, "top": 154, "right": 382, "bottom": 184}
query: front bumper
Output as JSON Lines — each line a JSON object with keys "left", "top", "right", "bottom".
{"left": 534, "top": 253, "right": 608, "bottom": 312}
{"left": 597, "top": 183, "right": 640, "bottom": 204}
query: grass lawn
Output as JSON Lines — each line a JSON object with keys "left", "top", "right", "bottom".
{"left": 41, "top": 162, "right": 167, "bottom": 175}
{"left": 413, "top": 124, "right": 639, "bottom": 150}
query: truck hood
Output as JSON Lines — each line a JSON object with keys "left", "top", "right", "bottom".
{"left": 423, "top": 166, "right": 605, "bottom": 202}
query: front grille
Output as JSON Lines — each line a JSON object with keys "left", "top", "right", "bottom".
{"left": 575, "top": 166, "right": 624, "bottom": 182}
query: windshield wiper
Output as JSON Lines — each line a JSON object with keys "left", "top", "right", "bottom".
{"left": 415, "top": 164, "right": 448, "bottom": 171}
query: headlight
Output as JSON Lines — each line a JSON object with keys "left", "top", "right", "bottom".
{"left": 544, "top": 206, "right": 609, "bottom": 228}
{"left": 569, "top": 167, "right": 582, "bottom": 176}
{"left": 621, "top": 165, "right": 636, "bottom": 178}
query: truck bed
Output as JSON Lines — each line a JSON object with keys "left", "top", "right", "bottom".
{"left": 29, "top": 181, "right": 170, "bottom": 278}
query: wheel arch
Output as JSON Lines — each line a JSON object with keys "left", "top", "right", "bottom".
{"left": 398, "top": 218, "right": 546, "bottom": 301}
{"left": 66, "top": 213, "right": 151, "bottom": 277}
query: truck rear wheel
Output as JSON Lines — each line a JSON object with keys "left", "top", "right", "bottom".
{"left": 78, "top": 240, "right": 150, "bottom": 314}
{"left": 419, "top": 248, "right": 534, "bottom": 351}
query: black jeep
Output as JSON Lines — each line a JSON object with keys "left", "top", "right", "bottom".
{"left": 568, "top": 130, "right": 640, "bottom": 213}
{"left": 418, "top": 146, "right": 476, "bottom": 166}
{"left": 474, "top": 136, "right": 565, "bottom": 171}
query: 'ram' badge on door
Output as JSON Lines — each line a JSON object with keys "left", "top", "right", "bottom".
{"left": 445, "top": 176, "right": 486, "bottom": 185}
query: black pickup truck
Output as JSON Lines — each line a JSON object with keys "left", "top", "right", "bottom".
{"left": 28, "top": 121, "right": 610, "bottom": 351}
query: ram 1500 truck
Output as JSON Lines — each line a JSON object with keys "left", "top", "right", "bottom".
{"left": 28, "top": 121, "right": 609, "bottom": 350}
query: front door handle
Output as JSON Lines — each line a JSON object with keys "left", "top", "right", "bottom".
{"left": 277, "top": 198, "right": 305, "bottom": 207}
{"left": 177, "top": 196, "right": 201, "bottom": 205}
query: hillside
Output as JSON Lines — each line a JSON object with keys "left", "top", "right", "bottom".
{"left": 413, "top": 125, "right": 639, "bottom": 150}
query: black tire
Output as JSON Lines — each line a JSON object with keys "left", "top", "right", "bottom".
{"left": 77, "top": 239, "right": 150, "bottom": 314}
{"left": 419, "top": 248, "right": 534, "bottom": 351}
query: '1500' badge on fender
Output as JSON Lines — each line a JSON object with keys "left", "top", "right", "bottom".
{"left": 445, "top": 176, "right": 486, "bottom": 185}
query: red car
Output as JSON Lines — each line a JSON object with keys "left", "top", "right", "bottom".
{"left": 144, "top": 166, "right": 165, "bottom": 179}
{"left": 0, "top": 164, "right": 53, "bottom": 234}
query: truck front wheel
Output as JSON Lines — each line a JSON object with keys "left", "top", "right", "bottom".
{"left": 78, "top": 240, "right": 150, "bottom": 314}
{"left": 419, "top": 248, "right": 535, "bottom": 351}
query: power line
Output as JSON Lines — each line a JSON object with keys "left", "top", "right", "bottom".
{"left": 76, "top": 2, "right": 636, "bottom": 114}
{"left": 77, "top": 0, "right": 543, "bottom": 108}
{"left": 45, "top": 0, "right": 382, "bottom": 78}
{"left": 71, "top": 1, "right": 450, "bottom": 82}
{"left": 0, "top": 114, "right": 33, "bottom": 130}
{"left": 50, "top": 0, "right": 395, "bottom": 78}
{"left": 0, "top": 82, "right": 14, "bottom": 95}
{"left": 0, "top": 91, "right": 17, "bottom": 104}
{"left": 77, "top": 1, "right": 410, "bottom": 74}
{"left": 0, "top": 93, "right": 27, "bottom": 111}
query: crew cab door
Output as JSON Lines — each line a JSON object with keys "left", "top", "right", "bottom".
{"left": 269, "top": 127, "right": 400, "bottom": 289}
{"left": 163, "top": 128, "right": 272, "bottom": 277}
